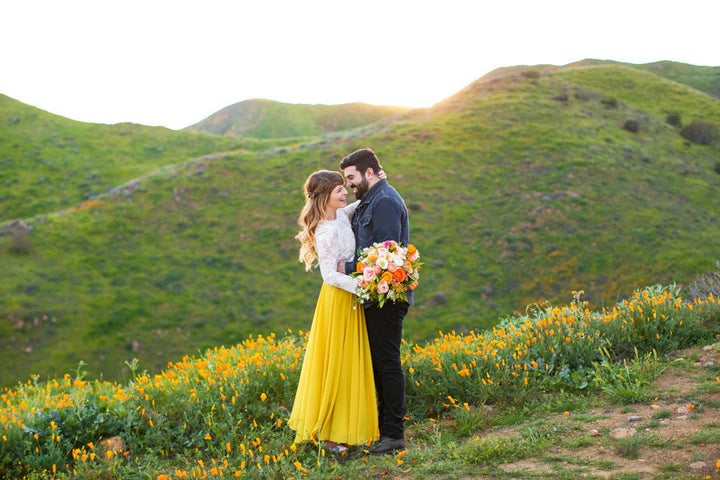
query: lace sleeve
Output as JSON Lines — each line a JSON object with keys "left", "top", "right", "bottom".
{"left": 315, "top": 223, "right": 360, "bottom": 295}
{"left": 341, "top": 200, "right": 360, "bottom": 219}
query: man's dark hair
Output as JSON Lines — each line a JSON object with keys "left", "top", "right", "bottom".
{"left": 339, "top": 148, "right": 382, "bottom": 174}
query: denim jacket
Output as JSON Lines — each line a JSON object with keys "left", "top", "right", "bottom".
{"left": 345, "top": 179, "right": 413, "bottom": 305}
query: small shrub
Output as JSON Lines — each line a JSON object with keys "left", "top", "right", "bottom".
{"left": 573, "top": 87, "right": 599, "bottom": 102}
{"left": 665, "top": 112, "right": 682, "bottom": 128}
{"left": 687, "top": 261, "right": 720, "bottom": 300}
{"left": 623, "top": 120, "right": 639, "bottom": 133}
{"left": 622, "top": 145, "right": 634, "bottom": 158}
{"left": 601, "top": 97, "right": 618, "bottom": 109}
{"left": 680, "top": 121, "right": 719, "bottom": 145}
{"left": 522, "top": 70, "right": 540, "bottom": 80}
{"left": 8, "top": 229, "right": 32, "bottom": 254}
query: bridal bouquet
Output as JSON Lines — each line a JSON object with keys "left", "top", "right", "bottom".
{"left": 353, "top": 240, "right": 421, "bottom": 307}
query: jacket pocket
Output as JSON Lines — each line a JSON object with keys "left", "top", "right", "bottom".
{"left": 357, "top": 214, "right": 373, "bottom": 247}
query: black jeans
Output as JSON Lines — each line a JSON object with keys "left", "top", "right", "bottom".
{"left": 364, "top": 301, "right": 409, "bottom": 439}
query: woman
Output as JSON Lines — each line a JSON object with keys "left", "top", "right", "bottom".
{"left": 288, "top": 170, "right": 379, "bottom": 454}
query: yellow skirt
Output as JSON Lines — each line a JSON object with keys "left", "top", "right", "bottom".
{"left": 288, "top": 283, "right": 378, "bottom": 446}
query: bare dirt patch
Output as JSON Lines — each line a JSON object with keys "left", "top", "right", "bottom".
{"left": 444, "top": 342, "right": 720, "bottom": 479}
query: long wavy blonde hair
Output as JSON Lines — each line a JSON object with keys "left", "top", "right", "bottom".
{"left": 296, "top": 170, "right": 345, "bottom": 271}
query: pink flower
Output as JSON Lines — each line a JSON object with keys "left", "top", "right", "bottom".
{"left": 363, "top": 267, "right": 377, "bottom": 281}
{"left": 376, "top": 281, "right": 389, "bottom": 294}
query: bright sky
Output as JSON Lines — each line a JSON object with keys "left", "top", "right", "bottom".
{"left": 3, "top": 0, "right": 717, "bottom": 130}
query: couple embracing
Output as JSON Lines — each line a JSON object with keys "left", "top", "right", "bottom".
{"left": 288, "top": 148, "right": 412, "bottom": 456}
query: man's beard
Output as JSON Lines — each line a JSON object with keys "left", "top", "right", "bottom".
{"left": 352, "top": 177, "right": 370, "bottom": 200}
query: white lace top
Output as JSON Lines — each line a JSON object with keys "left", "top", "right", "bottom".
{"left": 315, "top": 201, "right": 361, "bottom": 294}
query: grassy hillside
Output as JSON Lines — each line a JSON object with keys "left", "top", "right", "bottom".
{"left": 1, "top": 61, "right": 719, "bottom": 386}
{"left": 0, "top": 94, "right": 288, "bottom": 221}
{"left": 186, "top": 98, "right": 413, "bottom": 138}
{"left": 636, "top": 61, "right": 720, "bottom": 99}
{"left": 574, "top": 59, "right": 720, "bottom": 99}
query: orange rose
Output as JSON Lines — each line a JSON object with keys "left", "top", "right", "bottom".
{"left": 406, "top": 244, "right": 417, "bottom": 255}
{"left": 356, "top": 262, "right": 365, "bottom": 273}
{"left": 381, "top": 271, "right": 394, "bottom": 284}
{"left": 393, "top": 268, "right": 406, "bottom": 283}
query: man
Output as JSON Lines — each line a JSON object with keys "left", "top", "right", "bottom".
{"left": 340, "top": 148, "right": 412, "bottom": 454}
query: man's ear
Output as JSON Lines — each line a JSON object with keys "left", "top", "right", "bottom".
{"left": 364, "top": 167, "right": 375, "bottom": 179}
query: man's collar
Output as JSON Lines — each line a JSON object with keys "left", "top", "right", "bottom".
{"left": 360, "top": 178, "right": 387, "bottom": 203}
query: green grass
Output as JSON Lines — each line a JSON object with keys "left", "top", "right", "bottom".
{"left": 0, "top": 93, "right": 282, "bottom": 221}
{"left": 1, "top": 284, "right": 718, "bottom": 479}
{"left": 634, "top": 61, "right": 720, "bottom": 99}
{"left": 1, "top": 61, "right": 720, "bottom": 386}
{"left": 690, "top": 423, "right": 720, "bottom": 445}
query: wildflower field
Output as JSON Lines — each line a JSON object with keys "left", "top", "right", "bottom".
{"left": 2, "top": 284, "right": 719, "bottom": 479}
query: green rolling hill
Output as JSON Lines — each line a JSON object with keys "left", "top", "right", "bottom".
{"left": 1, "top": 60, "right": 718, "bottom": 386}
{"left": 186, "top": 98, "right": 413, "bottom": 138}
